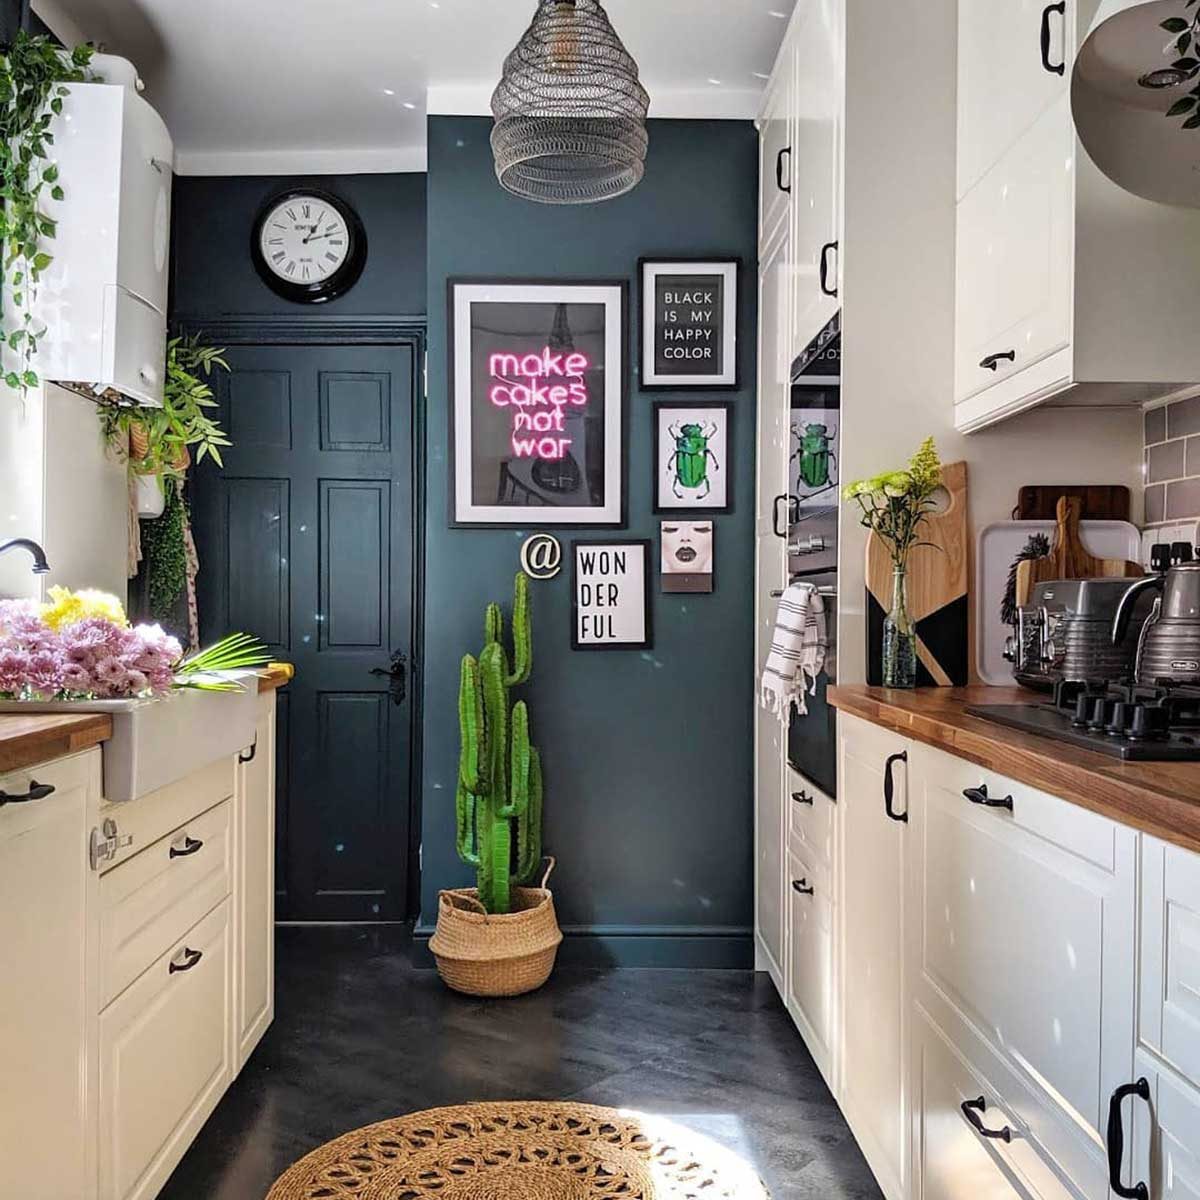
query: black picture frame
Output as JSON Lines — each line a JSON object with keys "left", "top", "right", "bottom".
{"left": 653, "top": 400, "right": 734, "bottom": 516}
{"left": 639, "top": 257, "right": 740, "bottom": 391}
{"left": 250, "top": 187, "right": 368, "bottom": 305}
{"left": 570, "top": 539, "right": 653, "bottom": 651}
{"left": 447, "top": 277, "right": 629, "bottom": 530}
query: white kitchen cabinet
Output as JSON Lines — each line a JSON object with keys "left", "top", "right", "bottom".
{"left": 838, "top": 712, "right": 911, "bottom": 1200}
{"left": 957, "top": 0, "right": 1071, "bottom": 199}
{"left": 759, "top": 63, "right": 793, "bottom": 252}
{"left": 235, "top": 693, "right": 276, "bottom": 1068}
{"left": 753, "top": 223, "right": 792, "bottom": 989}
{"left": 98, "top": 899, "right": 233, "bottom": 1200}
{"left": 906, "top": 742, "right": 1137, "bottom": 1197}
{"left": 786, "top": 843, "right": 836, "bottom": 1085}
{"left": 787, "top": 765, "right": 835, "bottom": 870}
{"left": 1140, "top": 837, "right": 1200, "bottom": 1091}
{"left": 953, "top": 0, "right": 1200, "bottom": 432}
{"left": 0, "top": 750, "right": 101, "bottom": 1200}
{"left": 1129, "top": 1055, "right": 1200, "bottom": 1200}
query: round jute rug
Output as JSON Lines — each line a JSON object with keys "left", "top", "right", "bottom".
{"left": 266, "top": 1100, "right": 771, "bottom": 1199}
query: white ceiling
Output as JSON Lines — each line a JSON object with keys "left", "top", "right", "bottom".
{"left": 34, "top": 0, "right": 796, "bottom": 175}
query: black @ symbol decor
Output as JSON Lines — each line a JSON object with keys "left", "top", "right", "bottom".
{"left": 519, "top": 533, "right": 563, "bottom": 581}
{"left": 450, "top": 279, "right": 627, "bottom": 526}
{"left": 640, "top": 258, "right": 739, "bottom": 389}
{"left": 654, "top": 401, "right": 732, "bottom": 514}
{"left": 251, "top": 188, "right": 367, "bottom": 304}
{"left": 571, "top": 540, "right": 651, "bottom": 650}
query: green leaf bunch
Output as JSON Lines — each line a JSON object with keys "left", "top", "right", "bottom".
{"left": 1160, "top": 1, "right": 1200, "bottom": 129}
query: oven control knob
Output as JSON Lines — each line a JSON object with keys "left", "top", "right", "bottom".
{"left": 1003, "top": 635, "right": 1016, "bottom": 663}
{"left": 1072, "top": 694, "right": 1094, "bottom": 727}
{"left": 1129, "top": 704, "right": 1170, "bottom": 741}
{"left": 1106, "top": 701, "right": 1132, "bottom": 736}
{"left": 1088, "top": 698, "right": 1114, "bottom": 729}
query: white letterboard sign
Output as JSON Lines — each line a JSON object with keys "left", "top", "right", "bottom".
{"left": 571, "top": 540, "right": 652, "bottom": 651}
{"left": 640, "top": 259, "right": 739, "bottom": 389}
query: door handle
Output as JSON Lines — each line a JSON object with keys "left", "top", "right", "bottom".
{"left": 884, "top": 751, "right": 908, "bottom": 823}
{"left": 963, "top": 784, "right": 1013, "bottom": 813}
{"left": 776, "top": 146, "right": 792, "bottom": 194}
{"left": 792, "top": 878, "right": 814, "bottom": 896}
{"left": 238, "top": 737, "right": 257, "bottom": 764}
{"left": 961, "top": 1096, "right": 1014, "bottom": 1143}
{"left": 1106, "top": 1078, "right": 1150, "bottom": 1200}
{"left": 0, "top": 780, "right": 54, "bottom": 807}
{"left": 818, "top": 240, "right": 839, "bottom": 298}
{"left": 168, "top": 947, "right": 203, "bottom": 975}
{"left": 980, "top": 350, "right": 1016, "bottom": 371}
{"left": 1040, "top": 2, "right": 1066, "bottom": 75}
{"left": 772, "top": 493, "right": 799, "bottom": 539}
{"left": 792, "top": 790, "right": 815, "bottom": 806}
{"left": 370, "top": 650, "right": 408, "bottom": 706}
{"left": 169, "top": 835, "right": 204, "bottom": 859}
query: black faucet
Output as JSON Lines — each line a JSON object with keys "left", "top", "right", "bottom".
{"left": 0, "top": 538, "right": 51, "bottom": 574}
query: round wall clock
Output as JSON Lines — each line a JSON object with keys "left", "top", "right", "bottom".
{"left": 251, "top": 188, "right": 368, "bottom": 304}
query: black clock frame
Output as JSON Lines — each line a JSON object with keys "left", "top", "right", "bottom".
{"left": 250, "top": 187, "right": 368, "bottom": 305}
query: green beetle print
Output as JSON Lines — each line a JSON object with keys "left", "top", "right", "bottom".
{"left": 667, "top": 421, "right": 720, "bottom": 500}
{"left": 795, "top": 422, "right": 837, "bottom": 490}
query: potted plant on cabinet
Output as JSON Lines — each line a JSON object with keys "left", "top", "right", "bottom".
{"left": 429, "top": 573, "right": 562, "bottom": 997}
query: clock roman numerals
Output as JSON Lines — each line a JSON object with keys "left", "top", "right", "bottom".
{"left": 255, "top": 191, "right": 363, "bottom": 301}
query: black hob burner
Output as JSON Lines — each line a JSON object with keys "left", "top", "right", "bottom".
{"left": 965, "top": 678, "right": 1200, "bottom": 761}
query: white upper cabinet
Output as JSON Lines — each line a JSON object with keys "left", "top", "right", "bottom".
{"left": 957, "top": 0, "right": 1071, "bottom": 199}
{"left": 953, "top": 0, "right": 1200, "bottom": 433}
{"left": 759, "top": 66, "right": 793, "bottom": 251}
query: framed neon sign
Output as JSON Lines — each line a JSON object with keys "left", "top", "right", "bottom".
{"left": 449, "top": 279, "right": 628, "bottom": 527}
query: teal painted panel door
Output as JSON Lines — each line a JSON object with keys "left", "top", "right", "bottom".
{"left": 193, "top": 339, "right": 418, "bottom": 921}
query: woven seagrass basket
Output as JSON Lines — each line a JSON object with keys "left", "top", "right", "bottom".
{"left": 429, "top": 858, "right": 562, "bottom": 997}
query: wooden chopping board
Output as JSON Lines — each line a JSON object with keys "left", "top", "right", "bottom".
{"left": 867, "top": 460, "right": 969, "bottom": 687}
{"left": 1014, "top": 496, "right": 1142, "bottom": 607}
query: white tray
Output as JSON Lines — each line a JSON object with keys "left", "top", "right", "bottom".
{"left": 976, "top": 520, "right": 1142, "bottom": 686}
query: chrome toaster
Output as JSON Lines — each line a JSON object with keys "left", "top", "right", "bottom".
{"left": 1006, "top": 577, "right": 1156, "bottom": 690}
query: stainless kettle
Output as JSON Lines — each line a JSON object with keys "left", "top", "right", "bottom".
{"left": 1113, "top": 562, "right": 1200, "bottom": 686}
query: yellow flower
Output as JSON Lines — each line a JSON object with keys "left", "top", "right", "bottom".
{"left": 41, "top": 587, "right": 129, "bottom": 631}
{"left": 908, "top": 437, "right": 942, "bottom": 496}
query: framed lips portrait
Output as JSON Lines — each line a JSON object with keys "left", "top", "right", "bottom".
{"left": 660, "top": 521, "right": 714, "bottom": 594}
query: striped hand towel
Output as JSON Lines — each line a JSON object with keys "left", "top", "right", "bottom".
{"left": 759, "top": 582, "right": 827, "bottom": 720}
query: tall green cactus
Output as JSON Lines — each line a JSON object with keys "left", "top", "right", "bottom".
{"left": 455, "top": 573, "right": 543, "bottom": 915}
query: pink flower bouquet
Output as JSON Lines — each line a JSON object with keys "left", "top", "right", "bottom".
{"left": 0, "top": 589, "right": 268, "bottom": 702}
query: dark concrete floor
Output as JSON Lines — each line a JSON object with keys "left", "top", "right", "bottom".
{"left": 159, "top": 926, "right": 882, "bottom": 1199}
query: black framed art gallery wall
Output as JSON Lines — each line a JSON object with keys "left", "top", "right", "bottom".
{"left": 419, "top": 116, "right": 759, "bottom": 966}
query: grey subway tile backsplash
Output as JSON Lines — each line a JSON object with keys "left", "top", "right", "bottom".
{"left": 1168, "top": 394, "right": 1200, "bottom": 440}
{"left": 1145, "top": 484, "right": 1165, "bottom": 525}
{"left": 1145, "top": 405, "right": 1167, "bottom": 445}
{"left": 1166, "top": 476, "right": 1200, "bottom": 521}
{"left": 1147, "top": 439, "right": 1186, "bottom": 483}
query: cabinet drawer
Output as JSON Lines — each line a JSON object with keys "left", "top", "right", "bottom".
{"left": 1130, "top": 1054, "right": 1200, "bottom": 1200}
{"left": 912, "top": 1007, "right": 1069, "bottom": 1200}
{"left": 99, "top": 899, "right": 232, "bottom": 1200}
{"left": 954, "top": 96, "right": 1073, "bottom": 407}
{"left": 909, "top": 744, "right": 1136, "bottom": 1195}
{"left": 97, "top": 756, "right": 234, "bottom": 874}
{"left": 1140, "top": 837, "right": 1200, "bottom": 1091}
{"left": 786, "top": 845, "right": 834, "bottom": 1074}
{"left": 100, "top": 798, "right": 232, "bottom": 1007}
{"left": 787, "top": 766, "right": 834, "bottom": 868}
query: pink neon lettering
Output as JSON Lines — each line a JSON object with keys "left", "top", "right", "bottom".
{"left": 487, "top": 346, "right": 592, "bottom": 462}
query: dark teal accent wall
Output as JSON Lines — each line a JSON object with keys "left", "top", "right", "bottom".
{"left": 421, "top": 117, "right": 758, "bottom": 965}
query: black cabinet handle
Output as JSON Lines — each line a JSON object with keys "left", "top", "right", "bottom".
{"left": 884, "top": 751, "right": 908, "bottom": 823}
{"left": 963, "top": 784, "right": 1014, "bottom": 813}
{"left": 238, "top": 738, "right": 257, "bottom": 764}
{"left": 961, "top": 1096, "right": 1013, "bottom": 1143}
{"left": 168, "top": 947, "right": 203, "bottom": 975}
{"left": 818, "top": 240, "right": 839, "bottom": 298}
{"left": 980, "top": 350, "right": 1016, "bottom": 371}
{"left": 792, "top": 790, "right": 814, "bottom": 806}
{"left": 1040, "top": 2, "right": 1066, "bottom": 75}
{"left": 169, "top": 835, "right": 204, "bottom": 859}
{"left": 776, "top": 146, "right": 792, "bottom": 194}
{"left": 792, "top": 878, "right": 814, "bottom": 896}
{"left": 370, "top": 650, "right": 408, "bottom": 706}
{"left": 0, "top": 780, "right": 54, "bottom": 807}
{"left": 1107, "top": 1079, "right": 1150, "bottom": 1200}
{"left": 772, "top": 493, "right": 799, "bottom": 539}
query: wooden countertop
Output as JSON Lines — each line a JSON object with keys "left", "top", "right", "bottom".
{"left": 0, "top": 664, "right": 294, "bottom": 776}
{"left": 829, "top": 684, "right": 1200, "bottom": 855}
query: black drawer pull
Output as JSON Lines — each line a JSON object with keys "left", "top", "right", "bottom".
{"left": 963, "top": 784, "right": 1013, "bottom": 813}
{"left": 792, "top": 878, "right": 814, "bottom": 896}
{"left": 776, "top": 146, "right": 792, "bottom": 194}
{"left": 169, "top": 835, "right": 204, "bottom": 859}
{"left": 168, "top": 947, "right": 203, "bottom": 975}
{"left": 0, "top": 780, "right": 54, "bottom": 807}
{"left": 980, "top": 350, "right": 1016, "bottom": 371}
{"left": 818, "top": 240, "right": 839, "bottom": 298}
{"left": 1040, "top": 1, "right": 1066, "bottom": 75}
{"left": 238, "top": 737, "right": 257, "bottom": 764}
{"left": 1107, "top": 1078, "right": 1150, "bottom": 1200}
{"left": 884, "top": 751, "right": 908, "bottom": 823}
{"left": 961, "top": 1096, "right": 1013, "bottom": 1143}
{"left": 792, "top": 790, "right": 814, "bottom": 806}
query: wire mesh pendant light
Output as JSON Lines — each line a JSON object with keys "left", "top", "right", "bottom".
{"left": 491, "top": 0, "right": 650, "bottom": 205}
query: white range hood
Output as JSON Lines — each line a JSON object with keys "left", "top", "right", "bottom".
{"left": 1073, "top": 0, "right": 1200, "bottom": 207}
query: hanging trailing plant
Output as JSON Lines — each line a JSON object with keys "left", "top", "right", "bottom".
{"left": 1159, "top": 1, "right": 1200, "bottom": 127}
{"left": 0, "top": 32, "right": 93, "bottom": 395}
{"left": 140, "top": 479, "right": 189, "bottom": 623}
